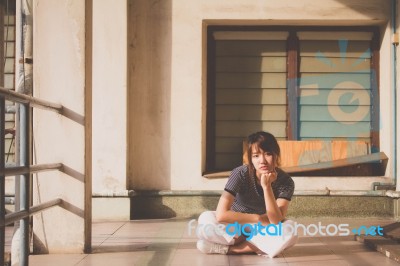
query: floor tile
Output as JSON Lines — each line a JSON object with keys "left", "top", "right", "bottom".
{"left": 12, "top": 218, "right": 400, "bottom": 265}
{"left": 92, "top": 221, "right": 125, "bottom": 235}
{"left": 229, "top": 254, "right": 287, "bottom": 265}
{"left": 337, "top": 251, "right": 400, "bottom": 266}
{"left": 283, "top": 244, "right": 341, "bottom": 263}
{"left": 91, "top": 236, "right": 108, "bottom": 247}
{"left": 284, "top": 254, "right": 342, "bottom": 263}
{"left": 287, "top": 259, "right": 349, "bottom": 266}
{"left": 92, "top": 240, "right": 150, "bottom": 254}
{"left": 170, "top": 250, "right": 229, "bottom": 266}
{"left": 326, "top": 242, "right": 375, "bottom": 254}
{"left": 29, "top": 254, "right": 87, "bottom": 266}
{"left": 176, "top": 240, "right": 197, "bottom": 249}
{"left": 77, "top": 250, "right": 176, "bottom": 266}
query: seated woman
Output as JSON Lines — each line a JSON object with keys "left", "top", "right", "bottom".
{"left": 197, "top": 131, "right": 297, "bottom": 257}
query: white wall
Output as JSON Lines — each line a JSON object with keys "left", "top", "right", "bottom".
{"left": 396, "top": 1, "right": 400, "bottom": 191}
{"left": 380, "top": 22, "right": 394, "bottom": 180}
{"left": 92, "top": 0, "right": 127, "bottom": 195}
{"left": 124, "top": 0, "right": 392, "bottom": 191}
{"left": 32, "top": 0, "right": 86, "bottom": 253}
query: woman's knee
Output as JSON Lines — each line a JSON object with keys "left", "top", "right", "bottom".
{"left": 285, "top": 232, "right": 298, "bottom": 249}
{"left": 281, "top": 219, "right": 298, "bottom": 249}
{"left": 198, "top": 211, "right": 217, "bottom": 225}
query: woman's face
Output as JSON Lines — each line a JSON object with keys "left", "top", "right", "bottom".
{"left": 251, "top": 146, "right": 275, "bottom": 177}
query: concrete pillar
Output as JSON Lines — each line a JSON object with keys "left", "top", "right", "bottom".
{"left": 396, "top": 0, "right": 400, "bottom": 191}
{"left": 127, "top": 0, "right": 172, "bottom": 190}
{"left": 91, "top": 0, "right": 129, "bottom": 220}
{"left": 92, "top": 0, "right": 127, "bottom": 195}
{"left": 31, "top": 0, "right": 89, "bottom": 253}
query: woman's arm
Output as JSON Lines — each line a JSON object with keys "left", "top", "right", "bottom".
{"left": 262, "top": 185, "right": 290, "bottom": 224}
{"left": 261, "top": 172, "right": 290, "bottom": 224}
{"left": 215, "top": 191, "right": 261, "bottom": 224}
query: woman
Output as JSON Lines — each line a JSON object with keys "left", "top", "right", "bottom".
{"left": 196, "top": 131, "right": 297, "bottom": 257}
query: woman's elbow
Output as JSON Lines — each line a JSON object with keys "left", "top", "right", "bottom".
{"left": 268, "top": 214, "right": 285, "bottom": 224}
{"left": 273, "top": 218, "right": 285, "bottom": 224}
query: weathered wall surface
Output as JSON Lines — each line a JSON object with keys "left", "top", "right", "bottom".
{"left": 32, "top": 0, "right": 86, "bottom": 253}
{"left": 92, "top": 0, "right": 127, "bottom": 195}
{"left": 126, "top": 0, "right": 392, "bottom": 190}
{"left": 127, "top": 0, "right": 172, "bottom": 190}
{"left": 396, "top": 0, "right": 400, "bottom": 191}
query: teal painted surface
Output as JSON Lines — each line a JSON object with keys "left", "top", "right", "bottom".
{"left": 299, "top": 121, "right": 370, "bottom": 138}
{"left": 299, "top": 73, "right": 371, "bottom": 89}
{"left": 299, "top": 89, "right": 371, "bottom": 105}
{"left": 298, "top": 69, "right": 371, "bottom": 140}
{"left": 300, "top": 40, "right": 371, "bottom": 58}
{"left": 299, "top": 105, "right": 371, "bottom": 122}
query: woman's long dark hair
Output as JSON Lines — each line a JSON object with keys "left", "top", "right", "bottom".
{"left": 246, "top": 131, "right": 281, "bottom": 177}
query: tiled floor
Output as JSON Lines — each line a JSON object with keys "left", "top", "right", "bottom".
{"left": 24, "top": 218, "right": 400, "bottom": 265}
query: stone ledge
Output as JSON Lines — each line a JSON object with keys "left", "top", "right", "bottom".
{"left": 129, "top": 189, "right": 400, "bottom": 197}
{"left": 130, "top": 194, "right": 395, "bottom": 219}
{"left": 88, "top": 191, "right": 400, "bottom": 220}
{"left": 356, "top": 234, "right": 400, "bottom": 263}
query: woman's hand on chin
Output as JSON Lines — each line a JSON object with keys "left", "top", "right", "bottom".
{"left": 260, "top": 170, "right": 277, "bottom": 188}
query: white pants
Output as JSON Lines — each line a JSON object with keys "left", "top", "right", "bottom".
{"left": 196, "top": 211, "right": 298, "bottom": 258}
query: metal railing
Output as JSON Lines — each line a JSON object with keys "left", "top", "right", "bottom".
{"left": 0, "top": 86, "right": 65, "bottom": 266}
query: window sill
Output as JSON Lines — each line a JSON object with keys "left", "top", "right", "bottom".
{"left": 284, "top": 152, "right": 387, "bottom": 177}
{"left": 204, "top": 152, "right": 388, "bottom": 178}
{"left": 203, "top": 171, "right": 231, "bottom": 179}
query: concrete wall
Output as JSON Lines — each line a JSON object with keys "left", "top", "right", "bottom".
{"left": 92, "top": 0, "right": 127, "bottom": 195}
{"left": 397, "top": 0, "right": 400, "bottom": 191}
{"left": 127, "top": 0, "right": 173, "bottom": 190}
{"left": 25, "top": 0, "right": 398, "bottom": 223}
{"left": 32, "top": 0, "right": 87, "bottom": 253}
{"left": 131, "top": 193, "right": 395, "bottom": 219}
{"left": 126, "top": 0, "right": 393, "bottom": 191}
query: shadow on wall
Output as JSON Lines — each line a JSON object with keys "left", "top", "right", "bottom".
{"left": 127, "top": 0, "right": 172, "bottom": 191}
{"left": 202, "top": 26, "right": 269, "bottom": 212}
{"left": 130, "top": 195, "right": 176, "bottom": 219}
{"left": 208, "top": 27, "right": 269, "bottom": 171}
{"left": 334, "top": 0, "right": 391, "bottom": 23}
{"left": 32, "top": 197, "right": 85, "bottom": 254}
{"left": 130, "top": 192, "right": 221, "bottom": 220}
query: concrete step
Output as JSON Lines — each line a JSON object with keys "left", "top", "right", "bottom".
{"left": 382, "top": 222, "right": 400, "bottom": 242}
{"left": 356, "top": 222, "right": 400, "bottom": 264}
{"left": 129, "top": 191, "right": 396, "bottom": 219}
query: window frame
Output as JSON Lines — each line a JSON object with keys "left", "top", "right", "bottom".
{"left": 205, "top": 26, "right": 380, "bottom": 174}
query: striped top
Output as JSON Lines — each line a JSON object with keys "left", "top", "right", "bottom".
{"left": 224, "top": 165, "right": 295, "bottom": 214}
